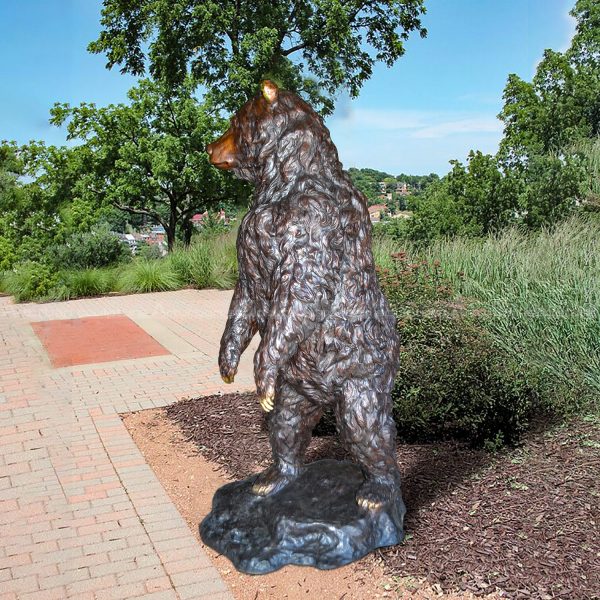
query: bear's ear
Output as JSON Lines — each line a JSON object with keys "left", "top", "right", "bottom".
{"left": 261, "top": 80, "right": 279, "bottom": 104}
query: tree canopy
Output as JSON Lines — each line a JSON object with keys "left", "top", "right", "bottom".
{"left": 498, "top": 0, "right": 600, "bottom": 166}
{"left": 397, "top": 0, "right": 599, "bottom": 243}
{"left": 89, "top": 0, "right": 427, "bottom": 114}
{"left": 50, "top": 79, "right": 241, "bottom": 251}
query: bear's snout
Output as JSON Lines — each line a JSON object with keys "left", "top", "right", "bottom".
{"left": 206, "top": 129, "right": 237, "bottom": 170}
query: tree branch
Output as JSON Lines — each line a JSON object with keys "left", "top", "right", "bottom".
{"left": 281, "top": 41, "right": 307, "bottom": 56}
{"left": 228, "top": 0, "right": 241, "bottom": 56}
{"left": 113, "top": 201, "right": 166, "bottom": 228}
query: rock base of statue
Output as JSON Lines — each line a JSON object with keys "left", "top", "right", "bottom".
{"left": 199, "top": 459, "right": 405, "bottom": 574}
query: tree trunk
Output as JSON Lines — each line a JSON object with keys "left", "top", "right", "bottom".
{"left": 167, "top": 198, "right": 178, "bottom": 253}
{"left": 166, "top": 226, "right": 176, "bottom": 253}
{"left": 183, "top": 218, "right": 193, "bottom": 247}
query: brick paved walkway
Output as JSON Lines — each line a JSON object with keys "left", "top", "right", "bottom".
{"left": 0, "top": 290, "right": 258, "bottom": 599}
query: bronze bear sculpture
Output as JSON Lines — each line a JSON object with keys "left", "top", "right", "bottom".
{"left": 206, "top": 80, "right": 403, "bottom": 513}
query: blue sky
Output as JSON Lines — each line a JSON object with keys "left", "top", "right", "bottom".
{"left": 0, "top": 0, "right": 576, "bottom": 175}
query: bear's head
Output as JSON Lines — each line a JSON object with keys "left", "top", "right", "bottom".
{"left": 206, "top": 80, "right": 341, "bottom": 186}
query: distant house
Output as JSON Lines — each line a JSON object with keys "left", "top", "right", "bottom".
{"left": 368, "top": 204, "right": 387, "bottom": 223}
{"left": 191, "top": 212, "right": 208, "bottom": 228}
{"left": 396, "top": 182, "right": 410, "bottom": 196}
{"left": 117, "top": 233, "right": 137, "bottom": 254}
{"left": 148, "top": 224, "right": 166, "bottom": 245}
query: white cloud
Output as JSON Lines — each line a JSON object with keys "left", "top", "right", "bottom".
{"left": 341, "top": 108, "right": 427, "bottom": 130}
{"left": 412, "top": 117, "right": 503, "bottom": 139}
{"left": 326, "top": 107, "right": 504, "bottom": 174}
{"left": 329, "top": 108, "right": 503, "bottom": 139}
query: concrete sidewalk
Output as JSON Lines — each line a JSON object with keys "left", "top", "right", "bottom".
{"left": 0, "top": 289, "right": 257, "bottom": 599}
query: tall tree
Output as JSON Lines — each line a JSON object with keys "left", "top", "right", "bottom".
{"left": 50, "top": 79, "right": 240, "bottom": 251}
{"left": 446, "top": 151, "right": 519, "bottom": 235}
{"left": 498, "top": 0, "right": 600, "bottom": 166}
{"left": 89, "top": 0, "right": 427, "bottom": 114}
{"left": 0, "top": 141, "right": 74, "bottom": 263}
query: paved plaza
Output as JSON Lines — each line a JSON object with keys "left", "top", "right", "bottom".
{"left": 0, "top": 290, "right": 258, "bottom": 599}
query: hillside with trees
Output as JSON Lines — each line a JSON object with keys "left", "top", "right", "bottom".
{"left": 347, "top": 167, "right": 439, "bottom": 205}
{"left": 379, "top": 0, "right": 599, "bottom": 243}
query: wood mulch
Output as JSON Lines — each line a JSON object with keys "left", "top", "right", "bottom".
{"left": 166, "top": 392, "right": 600, "bottom": 600}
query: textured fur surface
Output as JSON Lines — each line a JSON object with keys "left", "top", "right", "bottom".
{"left": 207, "top": 83, "right": 403, "bottom": 507}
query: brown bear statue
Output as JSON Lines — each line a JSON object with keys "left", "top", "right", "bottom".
{"left": 202, "top": 80, "right": 405, "bottom": 573}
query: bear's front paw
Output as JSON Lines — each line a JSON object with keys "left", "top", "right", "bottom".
{"left": 356, "top": 478, "right": 397, "bottom": 511}
{"left": 219, "top": 343, "right": 239, "bottom": 384}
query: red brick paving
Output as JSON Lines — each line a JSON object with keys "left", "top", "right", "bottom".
{"left": 1, "top": 290, "right": 259, "bottom": 599}
{"left": 31, "top": 315, "right": 170, "bottom": 368}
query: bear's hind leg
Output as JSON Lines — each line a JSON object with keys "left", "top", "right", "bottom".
{"left": 337, "top": 378, "right": 403, "bottom": 511}
{"left": 252, "top": 384, "right": 322, "bottom": 496}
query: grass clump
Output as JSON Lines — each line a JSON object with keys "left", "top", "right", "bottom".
{"left": 1, "top": 230, "right": 240, "bottom": 303}
{"left": 117, "top": 259, "right": 182, "bottom": 293}
{"left": 168, "top": 231, "right": 238, "bottom": 290}
{"left": 419, "top": 215, "right": 600, "bottom": 414}
{"left": 59, "top": 268, "right": 117, "bottom": 299}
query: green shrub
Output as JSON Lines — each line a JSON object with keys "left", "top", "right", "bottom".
{"left": 572, "top": 136, "right": 600, "bottom": 209}
{"left": 379, "top": 252, "right": 538, "bottom": 448}
{"left": 0, "top": 236, "right": 15, "bottom": 270}
{"left": 169, "top": 241, "right": 212, "bottom": 287}
{"left": 118, "top": 259, "right": 182, "bottom": 293}
{"left": 168, "top": 232, "right": 238, "bottom": 290}
{"left": 372, "top": 216, "right": 411, "bottom": 242}
{"left": 136, "top": 243, "right": 164, "bottom": 261}
{"left": 208, "top": 236, "right": 238, "bottom": 289}
{"left": 51, "top": 226, "right": 130, "bottom": 270}
{"left": 2, "top": 262, "right": 58, "bottom": 302}
{"left": 0, "top": 271, "right": 8, "bottom": 294}
{"left": 14, "top": 234, "right": 51, "bottom": 264}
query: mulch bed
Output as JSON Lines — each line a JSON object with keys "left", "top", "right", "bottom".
{"left": 166, "top": 393, "right": 600, "bottom": 600}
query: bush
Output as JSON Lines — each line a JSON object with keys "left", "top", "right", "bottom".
{"left": 1, "top": 262, "right": 58, "bottom": 302}
{"left": 51, "top": 226, "right": 130, "bottom": 270}
{"left": 136, "top": 242, "right": 164, "bottom": 261}
{"left": 379, "top": 252, "right": 538, "bottom": 449}
{"left": 14, "top": 234, "right": 51, "bottom": 264}
{"left": 0, "top": 236, "right": 15, "bottom": 270}
{"left": 0, "top": 271, "right": 8, "bottom": 295}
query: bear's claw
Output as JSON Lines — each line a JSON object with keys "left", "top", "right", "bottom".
{"left": 356, "top": 478, "right": 396, "bottom": 511}
{"left": 259, "top": 393, "right": 275, "bottom": 412}
{"left": 251, "top": 466, "right": 297, "bottom": 496}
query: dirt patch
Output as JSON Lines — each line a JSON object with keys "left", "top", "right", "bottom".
{"left": 164, "top": 393, "right": 600, "bottom": 600}
{"left": 124, "top": 406, "right": 493, "bottom": 600}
